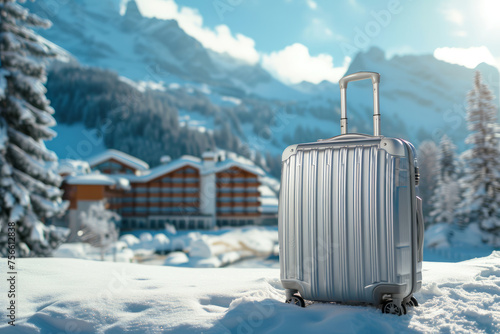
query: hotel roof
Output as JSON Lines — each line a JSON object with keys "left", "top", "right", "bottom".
{"left": 87, "top": 149, "right": 150, "bottom": 171}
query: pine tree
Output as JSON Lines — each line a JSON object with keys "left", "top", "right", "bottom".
{"left": 457, "top": 71, "right": 500, "bottom": 245}
{"left": 429, "top": 135, "right": 460, "bottom": 226}
{"left": 0, "top": 0, "right": 68, "bottom": 256}
{"left": 416, "top": 140, "right": 440, "bottom": 226}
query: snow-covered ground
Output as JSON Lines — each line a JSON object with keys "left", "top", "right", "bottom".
{"left": 2, "top": 252, "right": 499, "bottom": 333}
{"left": 54, "top": 227, "right": 280, "bottom": 268}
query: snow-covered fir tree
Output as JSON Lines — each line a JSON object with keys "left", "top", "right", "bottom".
{"left": 416, "top": 140, "right": 440, "bottom": 226}
{"left": 429, "top": 135, "right": 461, "bottom": 226}
{"left": 0, "top": 0, "right": 68, "bottom": 256}
{"left": 457, "top": 71, "right": 500, "bottom": 246}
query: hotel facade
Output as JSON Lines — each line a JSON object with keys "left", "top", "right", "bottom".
{"left": 60, "top": 150, "right": 278, "bottom": 234}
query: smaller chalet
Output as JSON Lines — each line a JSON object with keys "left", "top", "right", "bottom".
{"left": 58, "top": 160, "right": 129, "bottom": 241}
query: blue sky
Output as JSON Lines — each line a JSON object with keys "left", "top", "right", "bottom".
{"left": 134, "top": 0, "right": 500, "bottom": 84}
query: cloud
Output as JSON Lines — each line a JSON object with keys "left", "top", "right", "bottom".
{"left": 135, "top": 0, "right": 259, "bottom": 64}
{"left": 453, "top": 30, "right": 467, "bottom": 37}
{"left": 443, "top": 8, "right": 464, "bottom": 25}
{"left": 433, "top": 46, "right": 497, "bottom": 69}
{"left": 262, "top": 43, "right": 350, "bottom": 84}
{"left": 302, "top": 18, "right": 343, "bottom": 42}
{"left": 348, "top": 0, "right": 365, "bottom": 12}
{"left": 307, "top": 0, "right": 317, "bottom": 9}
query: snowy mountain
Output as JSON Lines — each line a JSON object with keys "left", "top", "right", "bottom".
{"left": 27, "top": 0, "right": 500, "bottom": 161}
{"left": 26, "top": 0, "right": 301, "bottom": 100}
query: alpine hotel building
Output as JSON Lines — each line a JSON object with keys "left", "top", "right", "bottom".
{"left": 60, "top": 149, "right": 279, "bottom": 233}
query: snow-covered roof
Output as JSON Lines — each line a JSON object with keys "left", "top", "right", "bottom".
{"left": 125, "top": 156, "right": 202, "bottom": 183}
{"left": 202, "top": 160, "right": 265, "bottom": 177}
{"left": 65, "top": 173, "right": 130, "bottom": 190}
{"left": 87, "top": 149, "right": 149, "bottom": 171}
{"left": 202, "top": 153, "right": 266, "bottom": 176}
{"left": 58, "top": 159, "right": 91, "bottom": 176}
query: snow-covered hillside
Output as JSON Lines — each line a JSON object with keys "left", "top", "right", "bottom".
{"left": 2, "top": 252, "right": 499, "bottom": 333}
{"left": 25, "top": 0, "right": 299, "bottom": 101}
{"left": 27, "top": 1, "right": 500, "bottom": 156}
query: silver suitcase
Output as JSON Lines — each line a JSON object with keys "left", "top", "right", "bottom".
{"left": 279, "top": 71, "right": 424, "bottom": 315}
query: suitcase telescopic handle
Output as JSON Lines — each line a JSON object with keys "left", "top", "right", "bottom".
{"left": 339, "top": 71, "right": 381, "bottom": 136}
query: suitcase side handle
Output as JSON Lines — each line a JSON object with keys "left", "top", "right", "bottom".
{"left": 339, "top": 71, "right": 381, "bottom": 136}
{"left": 416, "top": 196, "right": 424, "bottom": 262}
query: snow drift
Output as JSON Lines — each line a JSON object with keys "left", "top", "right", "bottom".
{"left": 1, "top": 252, "right": 499, "bottom": 333}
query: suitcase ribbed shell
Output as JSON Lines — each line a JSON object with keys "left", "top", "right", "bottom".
{"left": 279, "top": 136, "right": 422, "bottom": 305}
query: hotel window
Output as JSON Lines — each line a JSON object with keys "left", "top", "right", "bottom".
{"left": 122, "top": 207, "right": 134, "bottom": 213}
{"left": 122, "top": 197, "right": 134, "bottom": 203}
{"left": 185, "top": 167, "right": 197, "bottom": 173}
{"left": 218, "top": 207, "right": 231, "bottom": 213}
{"left": 246, "top": 197, "right": 258, "bottom": 202}
{"left": 184, "top": 177, "right": 198, "bottom": 183}
{"left": 135, "top": 207, "right": 147, "bottom": 213}
{"left": 246, "top": 207, "right": 259, "bottom": 212}
{"left": 135, "top": 197, "right": 147, "bottom": 203}
{"left": 185, "top": 187, "right": 198, "bottom": 193}
{"left": 218, "top": 188, "right": 232, "bottom": 193}
{"left": 246, "top": 177, "right": 258, "bottom": 183}
{"left": 233, "top": 197, "right": 245, "bottom": 203}
{"left": 233, "top": 206, "right": 245, "bottom": 213}
{"left": 171, "top": 187, "right": 183, "bottom": 193}
{"left": 134, "top": 187, "right": 148, "bottom": 193}
{"left": 218, "top": 197, "right": 231, "bottom": 203}
{"left": 161, "top": 197, "right": 173, "bottom": 203}
{"left": 149, "top": 197, "right": 161, "bottom": 203}
{"left": 149, "top": 207, "right": 160, "bottom": 214}
{"left": 233, "top": 177, "right": 246, "bottom": 183}
{"left": 161, "top": 176, "right": 172, "bottom": 182}
{"left": 149, "top": 187, "right": 160, "bottom": 194}
{"left": 246, "top": 187, "right": 259, "bottom": 193}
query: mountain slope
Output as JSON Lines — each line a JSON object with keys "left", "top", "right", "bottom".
{"left": 26, "top": 0, "right": 302, "bottom": 100}
{"left": 27, "top": 1, "right": 500, "bottom": 161}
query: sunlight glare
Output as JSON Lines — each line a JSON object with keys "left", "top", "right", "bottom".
{"left": 481, "top": 0, "right": 500, "bottom": 28}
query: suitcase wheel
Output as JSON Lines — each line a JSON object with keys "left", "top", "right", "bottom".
{"left": 381, "top": 300, "right": 407, "bottom": 316}
{"left": 285, "top": 294, "right": 305, "bottom": 308}
{"left": 405, "top": 296, "right": 419, "bottom": 308}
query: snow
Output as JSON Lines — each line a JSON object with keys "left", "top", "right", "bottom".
{"left": 199, "top": 150, "right": 267, "bottom": 177}
{"left": 57, "top": 159, "right": 91, "bottom": 176}
{"left": 124, "top": 156, "right": 202, "bottom": 183}
{"left": 60, "top": 165, "right": 130, "bottom": 189}
{"left": 0, "top": 118, "right": 6, "bottom": 151}
{"left": 425, "top": 222, "right": 497, "bottom": 253}
{"left": 57, "top": 227, "right": 279, "bottom": 269}
{"left": 0, "top": 68, "right": 7, "bottom": 99}
{"left": 53, "top": 242, "right": 135, "bottom": 263}
{"left": 64, "top": 173, "right": 117, "bottom": 186}
{"left": 3, "top": 251, "right": 500, "bottom": 333}
{"left": 87, "top": 149, "right": 150, "bottom": 172}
